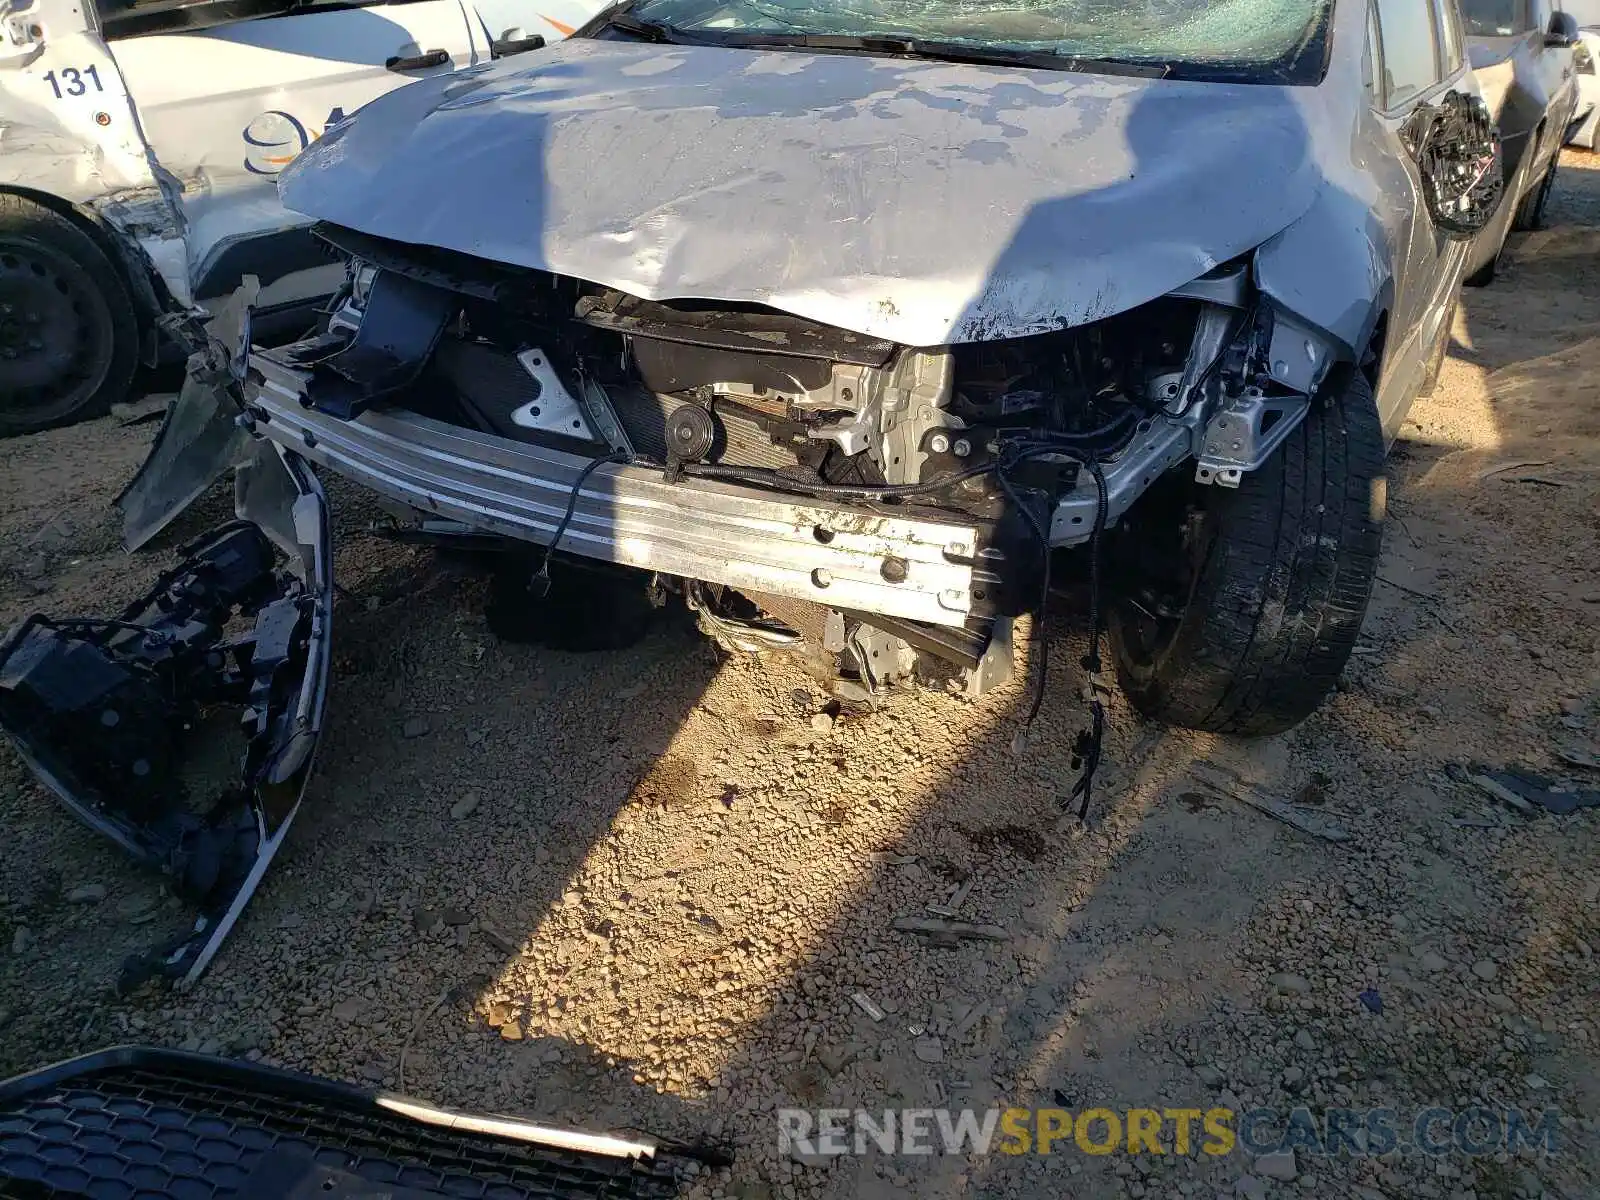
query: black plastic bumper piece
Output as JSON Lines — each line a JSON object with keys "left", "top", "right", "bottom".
{"left": 0, "top": 1047, "right": 687, "bottom": 1199}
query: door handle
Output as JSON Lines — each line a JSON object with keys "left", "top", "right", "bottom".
{"left": 385, "top": 49, "right": 450, "bottom": 71}
{"left": 491, "top": 33, "right": 546, "bottom": 58}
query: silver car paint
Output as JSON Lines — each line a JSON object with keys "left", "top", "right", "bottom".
{"left": 275, "top": 1, "right": 1471, "bottom": 436}
{"left": 278, "top": 38, "right": 1352, "bottom": 349}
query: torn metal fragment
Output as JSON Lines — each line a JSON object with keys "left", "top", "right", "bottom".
{"left": 117, "top": 277, "right": 262, "bottom": 552}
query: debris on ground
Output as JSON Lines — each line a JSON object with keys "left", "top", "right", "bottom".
{"left": 849, "top": 992, "right": 885, "bottom": 1022}
{"left": 0, "top": 478, "right": 330, "bottom": 990}
{"left": 1189, "top": 763, "right": 1353, "bottom": 842}
{"left": 108, "top": 395, "right": 173, "bottom": 426}
{"left": 891, "top": 916, "right": 1011, "bottom": 943}
{"left": 1463, "top": 766, "right": 1600, "bottom": 815}
{"left": 1476, "top": 458, "right": 1552, "bottom": 480}
{"left": 1556, "top": 745, "right": 1600, "bottom": 770}
{"left": 926, "top": 877, "right": 975, "bottom": 917}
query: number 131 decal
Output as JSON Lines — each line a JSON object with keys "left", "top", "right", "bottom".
{"left": 44, "top": 66, "right": 105, "bottom": 98}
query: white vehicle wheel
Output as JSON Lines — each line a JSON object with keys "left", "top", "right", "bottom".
{"left": 0, "top": 195, "right": 138, "bottom": 437}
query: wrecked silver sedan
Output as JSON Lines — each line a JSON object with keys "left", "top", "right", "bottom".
{"left": 175, "top": 0, "right": 1505, "bottom": 730}
{"left": 2, "top": 0, "right": 1509, "bottom": 982}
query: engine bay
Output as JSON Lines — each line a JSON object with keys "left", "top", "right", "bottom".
{"left": 274, "top": 225, "right": 1296, "bottom": 530}
{"left": 237, "top": 224, "right": 1324, "bottom": 704}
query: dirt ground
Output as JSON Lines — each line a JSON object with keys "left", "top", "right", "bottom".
{"left": 2, "top": 153, "right": 1598, "bottom": 1200}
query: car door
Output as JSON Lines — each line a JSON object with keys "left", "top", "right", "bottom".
{"left": 98, "top": 0, "right": 481, "bottom": 311}
{"left": 1366, "top": 0, "right": 1476, "bottom": 432}
{"left": 1535, "top": 0, "right": 1582, "bottom": 147}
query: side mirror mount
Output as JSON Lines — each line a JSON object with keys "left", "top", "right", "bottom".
{"left": 1546, "top": 11, "right": 1580, "bottom": 47}
{"left": 1404, "top": 91, "right": 1504, "bottom": 240}
{"left": 491, "top": 27, "right": 546, "bottom": 57}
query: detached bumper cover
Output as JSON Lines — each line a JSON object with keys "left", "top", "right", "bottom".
{"left": 0, "top": 443, "right": 332, "bottom": 990}
{"left": 0, "top": 1047, "right": 698, "bottom": 1198}
{"left": 249, "top": 355, "right": 986, "bottom": 628}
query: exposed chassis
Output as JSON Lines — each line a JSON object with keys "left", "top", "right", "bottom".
{"left": 245, "top": 348, "right": 1204, "bottom": 629}
{"left": 250, "top": 350, "right": 990, "bottom": 627}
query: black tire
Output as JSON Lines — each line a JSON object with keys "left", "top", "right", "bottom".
{"left": 486, "top": 552, "right": 662, "bottom": 652}
{"left": 1108, "top": 371, "right": 1385, "bottom": 736}
{"left": 1463, "top": 244, "right": 1500, "bottom": 287}
{"left": 1418, "top": 300, "right": 1453, "bottom": 396}
{"left": 0, "top": 194, "right": 139, "bottom": 436}
{"left": 1512, "top": 154, "right": 1556, "bottom": 232}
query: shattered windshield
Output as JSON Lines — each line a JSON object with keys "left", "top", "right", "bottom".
{"left": 622, "top": 0, "right": 1336, "bottom": 80}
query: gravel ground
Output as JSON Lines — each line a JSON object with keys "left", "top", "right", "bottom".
{"left": 2, "top": 152, "right": 1599, "bottom": 1200}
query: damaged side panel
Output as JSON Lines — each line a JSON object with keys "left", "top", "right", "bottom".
{"left": 0, "top": 441, "right": 331, "bottom": 989}
{"left": 0, "top": 5, "right": 191, "bottom": 305}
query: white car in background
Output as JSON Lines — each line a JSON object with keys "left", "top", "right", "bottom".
{"left": 0, "top": 0, "right": 601, "bottom": 434}
{"left": 1571, "top": 24, "right": 1600, "bottom": 146}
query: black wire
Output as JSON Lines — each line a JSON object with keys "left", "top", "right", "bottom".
{"left": 1030, "top": 407, "right": 1140, "bottom": 446}
{"left": 991, "top": 441, "right": 1099, "bottom": 722}
{"left": 532, "top": 449, "right": 629, "bottom": 591}
{"left": 993, "top": 445, "right": 1112, "bottom": 823}
{"left": 1067, "top": 460, "right": 1111, "bottom": 823}
{"left": 1176, "top": 303, "right": 1257, "bottom": 416}
{"left": 672, "top": 459, "right": 994, "bottom": 500}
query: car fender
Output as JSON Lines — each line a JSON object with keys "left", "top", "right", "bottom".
{"left": 1252, "top": 178, "right": 1393, "bottom": 371}
{"left": 0, "top": 7, "right": 190, "bottom": 325}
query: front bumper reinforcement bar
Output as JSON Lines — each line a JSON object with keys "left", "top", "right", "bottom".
{"left": 248, "top": 357, "right": 983, "bottom": 628}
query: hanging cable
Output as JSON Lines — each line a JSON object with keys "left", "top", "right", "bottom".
{"left": 992, "top": 444, "right": 1112, "bottom": 823}
{"left": 530, "top": 449, "right": 629, "bottom": 597}
{"left": 672, "top": 459, "right": 994, "bottom": 500}
{"left": 1066, "top": 460, "right": 1111, "bottom": 824}
{"left": 992, "top": 441, "right": 1094, "bottom": 722}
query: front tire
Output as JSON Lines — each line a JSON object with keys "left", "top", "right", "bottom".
{"left": 1512, "top": 154, "right": 1557, "bottom": 232}
{"left": 1108, "top": 371, "right": 1385, "bottom": 736}
{"left": 0, "top": 195, "right": 138, "bottom": 437}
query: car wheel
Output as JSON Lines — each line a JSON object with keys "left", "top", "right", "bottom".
{"left": 1418, "top": 300, "right": 1454, "bottom": 396}
{"left": 1512, "top": 155, "right": 1557, "bottom": 232}
{"left": 1463, "top": 243, "right": 1500, "bottom": 287}
{"left": 0, "top": 195, "right": 138, "bottom": 437}
{"left": 1108, "top": 370, "right": 1385, "bottom": 736}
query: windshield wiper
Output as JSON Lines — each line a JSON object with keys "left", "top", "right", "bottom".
{"left": 580, "top": 0, "right": 697, "bottom": 44}
{"left": 598, "top": 8, "right": 682, "bottom": 42}
{"left": 702, "top": 31, "right": 1171, "bottom": 77}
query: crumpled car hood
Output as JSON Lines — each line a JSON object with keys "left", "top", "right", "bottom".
{"left": 281, "top": 39, "right": 1328, "bottom": 345}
